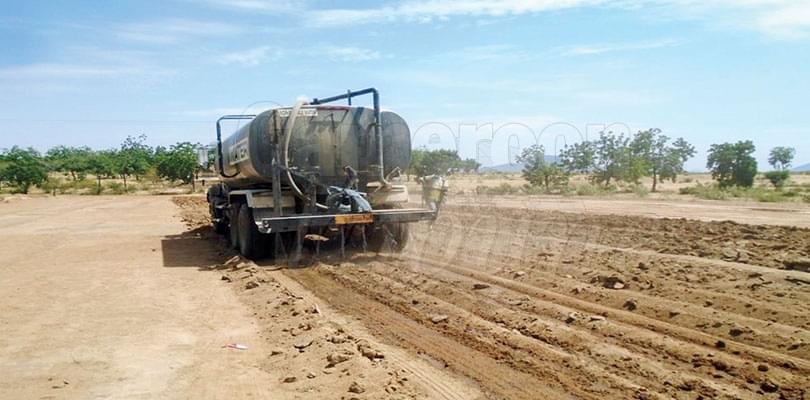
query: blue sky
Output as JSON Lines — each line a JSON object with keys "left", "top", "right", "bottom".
{"left": 1, "top": 0, "right": 809, "bottom": 170}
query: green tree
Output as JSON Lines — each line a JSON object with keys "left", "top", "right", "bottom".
{"left": 117, "top": 135, "right": 154, "bottom": 189}
{"left": 517, "top": 145, "right": 568, "bottom": 191}
{"left": 45, "top": 146, "right": 93, "bottom": 181}
{"left": 768, "top": 146, "right": 795, "bottom": 171}
{"left": 559, "top": 141, "right": 596, "bottom": 174}
{"left": 707, "top": 141, "right": 758, "bottom": 188}
{"left": 156, "top": 142, "right": 198, "bottom": 189}
{"left": 0, "top": 150, "right": 8, "bottom": 189}
{"left": 765, "top": 146, "right": 795, "bottom": 189}
{"left": 407, "top": 148, "right": 426, "bottom": 180}
{"left": 592, "top": 132, "right": 631, "bottom": 186}
{"left": 205, "top": 145, "right": 218, "bottom": 172}
{"left": 620, "top": 133, "right": 650, "bottom": 185}
{"left": 630, "top": 129, "right": 696, "bottom": 192}
{"left": 764, "top": 170, "right": 790, "bottom": 189}
{"left": 87, "top": 150, "right": 117, "bottom": 190}
{"left": 409, "top": 148, "right": 461, "bottom": 177}
{"left": 0, "top": 147, "right": 48, "bottom": 193}
{"left": 458, "top": 158, "right": 481, "bottom": 173}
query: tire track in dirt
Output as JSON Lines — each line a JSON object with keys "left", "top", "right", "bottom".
{"left": 397, "top": 253, "right": 807, "bottom": 395}
{"left": 404, "top": 234, "right": 810, "bottom": 371}
{"left": 266, "top": 270, "right": 477, "bottom": 400}
{"left": 180, "top": 196, "right": 810, "bottom": 399}
{"left": 443, "top": 205, "right": 810, "bottom": 271}
{"left": 292, "top": 256, "right": 807, "bottom": 399}
{"left": 284, "top": 267, "right": 573, "bottom": 400}
{"left": 286, "top": 205, "right": 808, "bottom": 399}
{"left": 409, "top": 223, "right": 810, "bottom": 355}
{"left": 315, "top": 261, "right": 749, "bottom": 399}
{"left": 312, "top": 266, "right": 658, "bottom": 398}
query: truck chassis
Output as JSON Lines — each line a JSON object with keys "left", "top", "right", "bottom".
{"left": 207, "top": 88, "right": 441, "bottom": 260}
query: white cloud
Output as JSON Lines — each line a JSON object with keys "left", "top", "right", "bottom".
{"left": 217, "top": 45, "right": 382, "bottom": 66}
{"left": 316, "top": 46, "right": 381, "bottom": 62}
{"left": 756, "top": 2, "right": 810, "bottom": 39}
{"left": 308, "top": 0, "right": 607, "bottom": 27}
{"left": 187, "top": 0, "right": 810, "bottom": 39}
{"left": 0, "top": 46, "right": 175, "bottom": 96}
{"left": 0, "top": 63, "right": 172, "bottom": 80}
{"left": 174, "top": 104, "right": 283, "bottom": 118}
{"left": 625, "top": 0, "right": 810, "bottom": 39}
{"left": 302, "top": 0, "right": 810, "bottom": 39}
{"left": 116, "top": 18, "right": 242, "bottom": 44}
{"left": 436, "top": 44, "right": 534, "bottom": 62}
{"left": 219, "top": 46, "right": 283, "bottom": 66}
{"left": 197, "top": 0, "right": 302, "bottom": 11}
{"left": 563, "top": 38, "right": 681, "bottom": 56}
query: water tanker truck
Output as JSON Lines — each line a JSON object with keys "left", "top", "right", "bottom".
{"left": 207, "top": 88, "right": 444, "bottom": 259}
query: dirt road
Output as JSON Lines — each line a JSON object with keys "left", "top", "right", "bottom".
{"left": 168, "top": 194, "right": 810, "bottom": 399}
{"left": 4, "top": 195, "right": 808, "bottom": 399}
{"left": 451, "top": 194, "right": 810, "bottom": 228}
{"left": 0, "top": 196, "right": 279, "bottom": 399}
{"left": 0, "top": 196, "right": 477, "bottom": 399}
{"left": 282, "top": 203, "right": 810, "bottom": 399}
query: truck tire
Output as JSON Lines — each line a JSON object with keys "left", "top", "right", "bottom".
{"left": 228, "top": 205, "right": 240, "bottom": 250}
{"left": 210, "top": 203, "right": 228, "bottom": 235}
{"left": 214, "top": 220, "right": 228, "bottom": 235}
{"left": 237, "top": 203, "right": 271, "bottom": 259}
{"left": 207, "top": 185, "right": 228, "bottom": 235}
{"left": 368, "top": 204, "right": 410, "bottom": 253}
{"left": 368, "top": 222, "right": 409, "bottom": 253}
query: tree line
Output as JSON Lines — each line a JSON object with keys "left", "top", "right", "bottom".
{"left": 408, "top": 148, "right": 481, "bottom": 178}
{"left": 0, "top": 135, "right": 204, "bottom": 194}
{"left": 410, "top": 129, "right": 797, "bottom": 192}
{"left": 2, "top": 131, "right": 799, "bottom": 195}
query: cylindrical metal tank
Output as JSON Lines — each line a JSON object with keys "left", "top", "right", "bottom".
{"left": 218, "top": 106, "right": 411, "bottom": 190}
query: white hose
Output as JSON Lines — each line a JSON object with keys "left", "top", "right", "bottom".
{"left": 282, "top": 101, "right": 328, "bottom": 210}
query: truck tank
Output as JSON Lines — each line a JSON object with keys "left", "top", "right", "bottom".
{"left": 218, "top": 106, "right": 410, "bottom": 190}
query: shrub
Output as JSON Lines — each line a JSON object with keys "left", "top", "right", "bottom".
{"left": 38, "top": 178, "right": 62, "bottom": 195}
{"left": 706, "top": 141, "right": 757, "bottom": 187}
{"left": 629, "top": 184, "right": 649, "bottom": 198}
{"left": 107, "top": 182, "right": 127, "bottom": 195}
{"left": 679, "top": 183, "right": 730, "bottom": 200}
{"left": 0, "top": 147, "right": 48, "bottom": 193}
{"left": 764, "top": 170, "right": 790, "bottom": 189}
{"left": 58, "top": 178, "right": 99, "bottom": 194}
{"left": 574, "top": 183, "right": 616, "bottom": 196}
{"left": 476, "top": 183, "right": 520, "bottom": 195}
{"left": 521, "top": 184, "right": 548, "bottom": 195}
{"left": 680, "top": 183, "right": 799, "bottom": 203}
{"left": 85, "top": 185, "right": 104, "bottom": 195}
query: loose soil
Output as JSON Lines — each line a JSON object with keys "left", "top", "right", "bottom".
{"left": 180, "top": 194, "right": 810, "bottom": 400}
{"left": 3, "top": 195, "right": 808, "bottom": 399}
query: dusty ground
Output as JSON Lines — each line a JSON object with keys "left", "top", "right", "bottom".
{"left": 2, "top": 194, "right": 808, "bottom": 399}
{"left": 452, "top": 173, "right": 810, "bottom": 195}
{"left": 0, "top": 196, "right": 477, "bottom": 400}
{"left": 450, "top": 195, "right": 810, "bottom": 228}
{"left": 179, "top": 194, "right": 809, "bottom": 399}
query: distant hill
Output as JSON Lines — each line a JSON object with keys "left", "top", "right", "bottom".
{"left": 792, "top": 163, "right": 810, "bottom": 172}
{"left": 479, "top": 162, "right": 524, "bottom": 173}
{"left": 479, "top": 156, "right": 559, "bottom": 173}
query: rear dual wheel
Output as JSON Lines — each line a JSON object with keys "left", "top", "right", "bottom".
{"left": 210, "top": 203, "right": 228, "bottom": 235}
{"left": 367, "top": 204, "right": 410, "bottom": 253}
{"left": 367, "top": 223, "right": 409, "bottom": 253}
{"left": 235, "top": 203, "right": 273, "bottom": 260}
{"left": 228, "top": 205, "right": 240, "bottom": 250}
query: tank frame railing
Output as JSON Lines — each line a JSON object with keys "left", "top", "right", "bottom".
{"left": 216, "top": 114, "right": 256, "bottom": 178}
{"left": 310, "top": 88, "right": 389, "bottom": 187}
